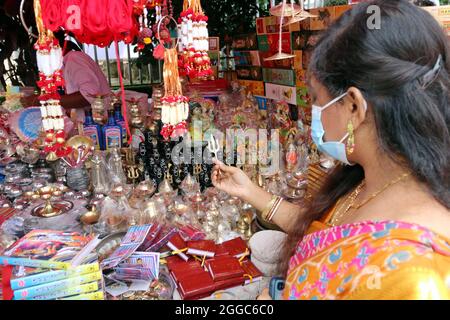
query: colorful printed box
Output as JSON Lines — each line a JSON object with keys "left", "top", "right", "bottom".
{"left": 232, "top": 34, "right": 258, "bottom": 50}
{"left": 263, "top": 68, "right": 296, "bottom": 87}
{"left": 296, "top": 86, "right": 311, "bottom": 109}
{"left": 13, "top": 271, "right": 102, "bottom": 300}
{"left": 237, "top": 80, "right": 265, "bottom": 96}
{"left": 423, "top": 5, "right": 450, "bottom": 36}
{"left": 236, "top": 66, "right": 263, "bottom": 81}
{"left": 256, "top": 17, "right": 265, "bottom": 35}
{"left": 265, "top": 83, "right": 297, "bottom": 105}
{"left": 291, "top": 31, "right": 321, "bottom": 51}
{"left": 27, "top": 282, "right": 99, "bottom": 301}
{"left": 309, "top": 7, "right": 336, "bottom": 31}
{"left": 257, "top": 33, "right": 292, "bottom": 53}
{"left": 254, "top": 96, "right": 269, "bottom": 110}
{"left": 294, "top": 51, "right": 303, "bottom": 70}
{"left": 234, "top": 51, "right": 261, "bottom": 67}
{"left": 295, "top": 67, "right": 307, "bottom": 88}
{"left": 11, "top": 263, "right": 100, "bottom": 290}
{"left": 256, "top": 16, "right": 302, "bottom": 35}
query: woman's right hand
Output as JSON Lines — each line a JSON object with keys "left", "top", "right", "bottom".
{"left": 211, "top": 159, "right": 255, "bottom": 201}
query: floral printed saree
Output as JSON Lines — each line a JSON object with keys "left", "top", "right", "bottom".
{"left": 283, "top": 220, "right": 450, "bottom": 300}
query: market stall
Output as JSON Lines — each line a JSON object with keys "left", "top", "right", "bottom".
{"left": 3, "top": 0, "right": 447, "bottom": 302}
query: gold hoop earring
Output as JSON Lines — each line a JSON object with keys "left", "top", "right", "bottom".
{"left": 347, "top": 121, "right": 355, "bottom": 155}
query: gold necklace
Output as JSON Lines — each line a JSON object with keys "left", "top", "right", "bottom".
{"left": 329, "top": 172, "right": 412, "bottom": 226}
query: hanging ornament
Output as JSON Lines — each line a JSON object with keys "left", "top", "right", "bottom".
{"left": 178, "top": 0, "right": 212, "bottom": 80}
{"left": 158, "top": 16, "right": 190, "bottom": 140}
{"left": 282, "top": 0, "right": 317, "bottom": 26}
{"left": 34, "top": 0, "right": 71, "bottom": 160}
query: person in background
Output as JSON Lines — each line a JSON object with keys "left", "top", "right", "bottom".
{"left": 212, "top": 0, "right": 450, "bottom": 300}
{"left": 22, "top": 31, "right": 111, "bottom": 122}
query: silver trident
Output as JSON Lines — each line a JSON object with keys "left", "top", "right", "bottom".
{"left": 208, "top": 135, "right": 223, "bottom": 179}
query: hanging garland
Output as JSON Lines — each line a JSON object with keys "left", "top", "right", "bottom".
{"left": 135, "top": 0, "right": 174, "bottom": 63}
{"left": 178, "top": 0, "right": 212, "bottom": 80}
{"left": 158, "top": 17, "right": 189, "bottom": 141}
{"left": 34, "top": 0, "right": 71, "bottom": 159}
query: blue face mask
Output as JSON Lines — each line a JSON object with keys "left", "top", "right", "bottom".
{"left": 311, "top": 93, "right": 367, "bottom": 166}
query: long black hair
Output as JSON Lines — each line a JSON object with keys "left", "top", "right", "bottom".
{"left": 280, "top": 0, "right": 450, "bottom": 275}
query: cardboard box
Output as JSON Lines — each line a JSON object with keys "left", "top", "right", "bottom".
{"left": 232, "top": 34, "right": 258, "bottom": 50}
{"left": 302, "top": 49, "right": 313, "bottom": 71}
{"left": 295, "top": 67, "right": 307, "bottom": 88}
{"left": 254, "top": 96, "right": 269, "bottom": 110}
{"left": 423, "top": 5, "right": 450, "bottom": 36}
{"left": 258, "top": 33, "right": 292, "bottom": 53}
{"left": 256, "top": 16, "right": 301, "bottom": 35}
{"left": 309, "top": 7, "right": 336, "bottom": 31}
{"left": 263, "top": 68, "right": 296, "bottom": 87}
{"left": 294, "top": 51, "right": 303, "bottom": 70}
{"left": 265, "top": 83, "right": 297, "bottom": 105}
{"left": 291, "top": 31, "right": 321, "bottom": 51}
{"left": 256, "top": 18, "right": 265, "bottom": 35}
{"left": 236, "top": 66, "right": 263, "bottom": 81}
{"left": 237, "top": 80, "right": 265, "bottom": 96}
{"left": 234, "top": 51, "right": 261, "bottom": 67}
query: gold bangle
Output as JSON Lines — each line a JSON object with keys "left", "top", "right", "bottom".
{"left": 261, "top": 195, "right": 278, "bottom": 221}
{"left": 267, "top": 197, "right": 283, "bottom": 222}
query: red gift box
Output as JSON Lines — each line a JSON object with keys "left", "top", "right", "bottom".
{"left": 205, "top": 256, "right": 245, "bottom": 282}
{"left": 178, "top": 271, "right": 216, "bottom": 300}
{"left": 241, "top": 259, "right": 263, "bottom": 285}
{"left": 215, "top": 237, "right": 249, "bottom": 259}
{"left": 169, "top": 259, "right": 204, "bottom": 285}
{"left": 186, "top": 240, "right": 216, "bottom": 258}
{"left": 214, "top": 275, "right": 246, "bottom": 292}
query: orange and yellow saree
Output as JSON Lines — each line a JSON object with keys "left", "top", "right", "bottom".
{"left": 283, "top": 220, "right": 450, "bottom": 300}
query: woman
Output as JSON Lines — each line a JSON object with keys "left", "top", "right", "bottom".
{"left": 212, "top": 0, "right": 450, "bottom": 300}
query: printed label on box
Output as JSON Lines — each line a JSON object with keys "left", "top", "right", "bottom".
{"left": 232, "top": 34, "right": 258, "bottom": 50}
{"left": 296, "top": 86, "right": 311, "bottom": 109}
{"left": 263, "top": 68, "right": 296, "bottom": 87}
{"left": 236, "top": 66, "right": 263, "bottom": 81}
{"left": 295, "top": 67, "right": 307, "bottom": 88}
{"left": 294, "top": 51, "right": 303, "bottom": 70}
{"left": 234, "top": 51, "right": 261, "bottom": 67}
{"left": 258, "top": 33, "right": 291, "bottom": 53}
{"left": 238, "top": 80, "right": 265, "bottom": 96}
{"left": 309, "top": 7, "right": 336, "bottom": 31}
{"left": 265, "top": 83, "right": 297, "bottom": 105}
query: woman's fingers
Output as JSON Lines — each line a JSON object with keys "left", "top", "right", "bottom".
{"left": 212, "top": 159, "right": 238, "bottom": 174}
